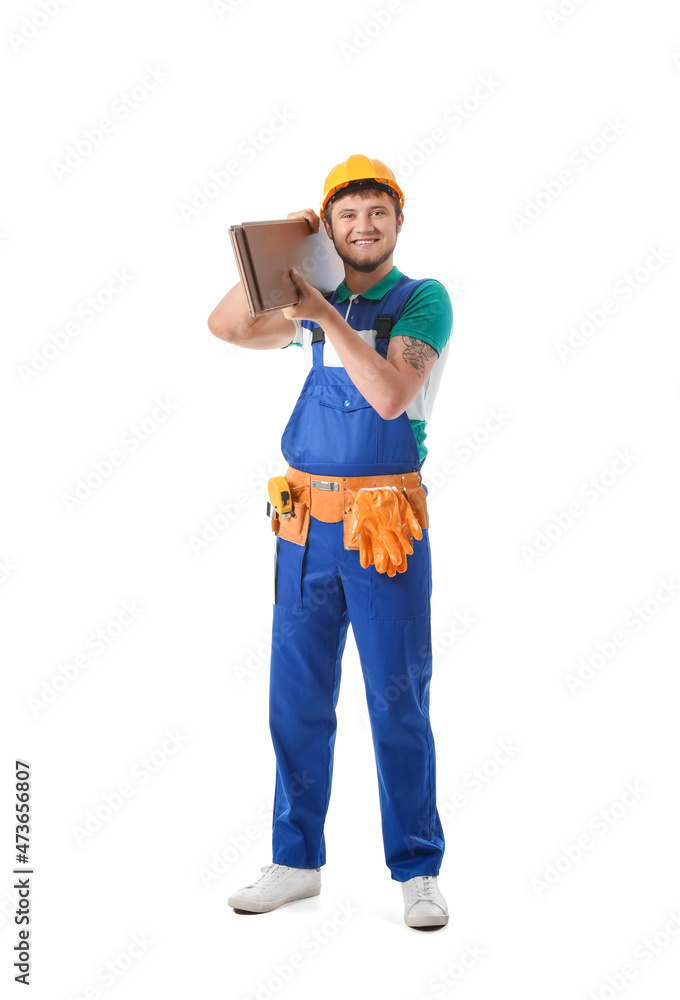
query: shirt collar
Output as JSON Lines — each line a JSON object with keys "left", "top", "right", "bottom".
{"left": 335, "top": 266, "right": 402, "bottom": 303}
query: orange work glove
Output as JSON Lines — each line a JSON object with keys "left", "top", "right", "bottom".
{"left": 349, "top": 487, "right": 423, "bottom": 577}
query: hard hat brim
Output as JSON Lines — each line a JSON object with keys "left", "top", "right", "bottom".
{"left": 322, "top": 179, "right": 404, "bottom": 215}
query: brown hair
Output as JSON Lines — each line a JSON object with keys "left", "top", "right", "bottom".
{"left": 324, "top": 184, "right": 402, "bottom": 225}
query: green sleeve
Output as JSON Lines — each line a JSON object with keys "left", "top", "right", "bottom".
{"left": 390, "top": 280, "right": 453, "bottom": 356}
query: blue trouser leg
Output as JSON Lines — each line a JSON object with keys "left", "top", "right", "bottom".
{"left": 269, "top": 514, "right": 444, "bottom": 881}
{"left": 269, "top": 515, "right": 349, "bottom": 869}
{"left": 337, "top": 524, "right": 445, "bottom": 882}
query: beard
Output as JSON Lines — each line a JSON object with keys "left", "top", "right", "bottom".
{"left": 329, "top": 226, "right": 398, "bottom": 273}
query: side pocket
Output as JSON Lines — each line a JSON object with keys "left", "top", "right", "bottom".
{"left": 273, "top": 535, "right": 307, "bottom": 612}
{"left": 369, "top": 526, "right": 431, "bottom": 620}
{"left": 273, "top": 504, "right": 310, "bottom": 612}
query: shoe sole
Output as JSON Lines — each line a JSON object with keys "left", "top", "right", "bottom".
{"left": 405, "top": 912, "right": 449, "bottom": 927}
{"left": 228, "top": 885, "right": 321, "bottom": 913}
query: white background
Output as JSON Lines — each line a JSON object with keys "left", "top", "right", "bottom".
{"left": 2, "top": 0, "right": 680, "bottom": 997}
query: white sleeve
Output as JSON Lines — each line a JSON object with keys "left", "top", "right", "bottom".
{"left": 284, "top": 318, "right": 304, "bottom": 348}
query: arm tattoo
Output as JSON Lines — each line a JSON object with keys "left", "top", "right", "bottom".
{"left": 401, "top": 337, "right": 437, "bottom": 378}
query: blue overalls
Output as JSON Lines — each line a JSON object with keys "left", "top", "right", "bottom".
{"left": 269, "top": 273, "right": 445, "bottom": 882}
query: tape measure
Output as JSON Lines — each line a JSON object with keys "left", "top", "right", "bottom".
{"left": 266, "top": 476, "right": 294, "bottom": 519}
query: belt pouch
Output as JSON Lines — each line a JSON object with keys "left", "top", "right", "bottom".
{"left": 271, "top": 480, "right": 311, "bottom": 547}
{"left": 342, "top": 482, "right": 429, "bottom": 551}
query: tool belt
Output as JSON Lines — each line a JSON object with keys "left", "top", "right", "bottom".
{"left": 269, "top": 466, "right": 428, "bottom": 550}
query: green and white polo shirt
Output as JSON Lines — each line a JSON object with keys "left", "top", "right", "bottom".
{"left": 283, "top": 266, "right": 453, "bottom": 463}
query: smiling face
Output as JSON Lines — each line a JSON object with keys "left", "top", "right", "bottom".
{"left": 323, "top": 189, "right": 403, "bottom": 274}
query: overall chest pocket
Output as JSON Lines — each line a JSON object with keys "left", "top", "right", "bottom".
{"left": 316, "top": 384, "right": 372, "bottom": 413}
{"left": 312, "top": 385, "right": 377, "bottom": 462}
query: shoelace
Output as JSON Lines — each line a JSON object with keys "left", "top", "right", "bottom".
{"left": 246, "top": 864, "right": 289, "bottom": 888}
{"left": 412, "top": 876, "right": 438, "bottom": 900}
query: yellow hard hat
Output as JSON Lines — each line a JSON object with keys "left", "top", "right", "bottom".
{"left": 321, "top": 154, "right": 405, "bottom": 216}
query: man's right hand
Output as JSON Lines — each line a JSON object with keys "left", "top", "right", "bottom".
{"left": 208, "top": 209, "right": 321, "bottom": 349}
{"left": 287, "top": 208, "right": 320, "bottom": 234}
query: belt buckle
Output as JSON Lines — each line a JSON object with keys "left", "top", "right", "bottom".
{"left": 311, "top": 479, "right": 339, "bottom": 491}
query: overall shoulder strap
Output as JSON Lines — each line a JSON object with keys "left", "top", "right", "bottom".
{"left": 310, "top": 291, "right": 335, "bottom": 345}
{"left": 374, "top": 275, "right": 432, "bottom": 343}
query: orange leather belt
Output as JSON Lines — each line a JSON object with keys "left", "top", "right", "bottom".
{"left": 271, "top": 465, "right": 429, "bottom": 549}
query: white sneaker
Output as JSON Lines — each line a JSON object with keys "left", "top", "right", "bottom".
{"left": 402, "top": 875, "right": 449, "bottom": 927}
{"left": 228, "top": 864, "right": 321, "bottom": 913}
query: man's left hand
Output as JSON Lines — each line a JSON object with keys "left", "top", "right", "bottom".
{"left": 281, "top": 268, "right": 330, "bottom": 324}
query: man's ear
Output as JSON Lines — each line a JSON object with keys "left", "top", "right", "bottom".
{"left": 396, "top": 211, "right": 404, "bottom": 234}
{"left": 322, "top": 213, "right": 333, "bottom": 240}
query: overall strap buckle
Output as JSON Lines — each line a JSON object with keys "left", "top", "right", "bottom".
{"left": 375, "top": 314, "right": 394, "bottom": 339}
{"left": 310, "top": 293, "right": 334, "bottom": 346}
{"left": 312, "top": 311, "right": 393, "bottom": 345}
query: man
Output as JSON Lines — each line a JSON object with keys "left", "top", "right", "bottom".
{"left": 208, "top": 155, "right": 453, "bottom": 929}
